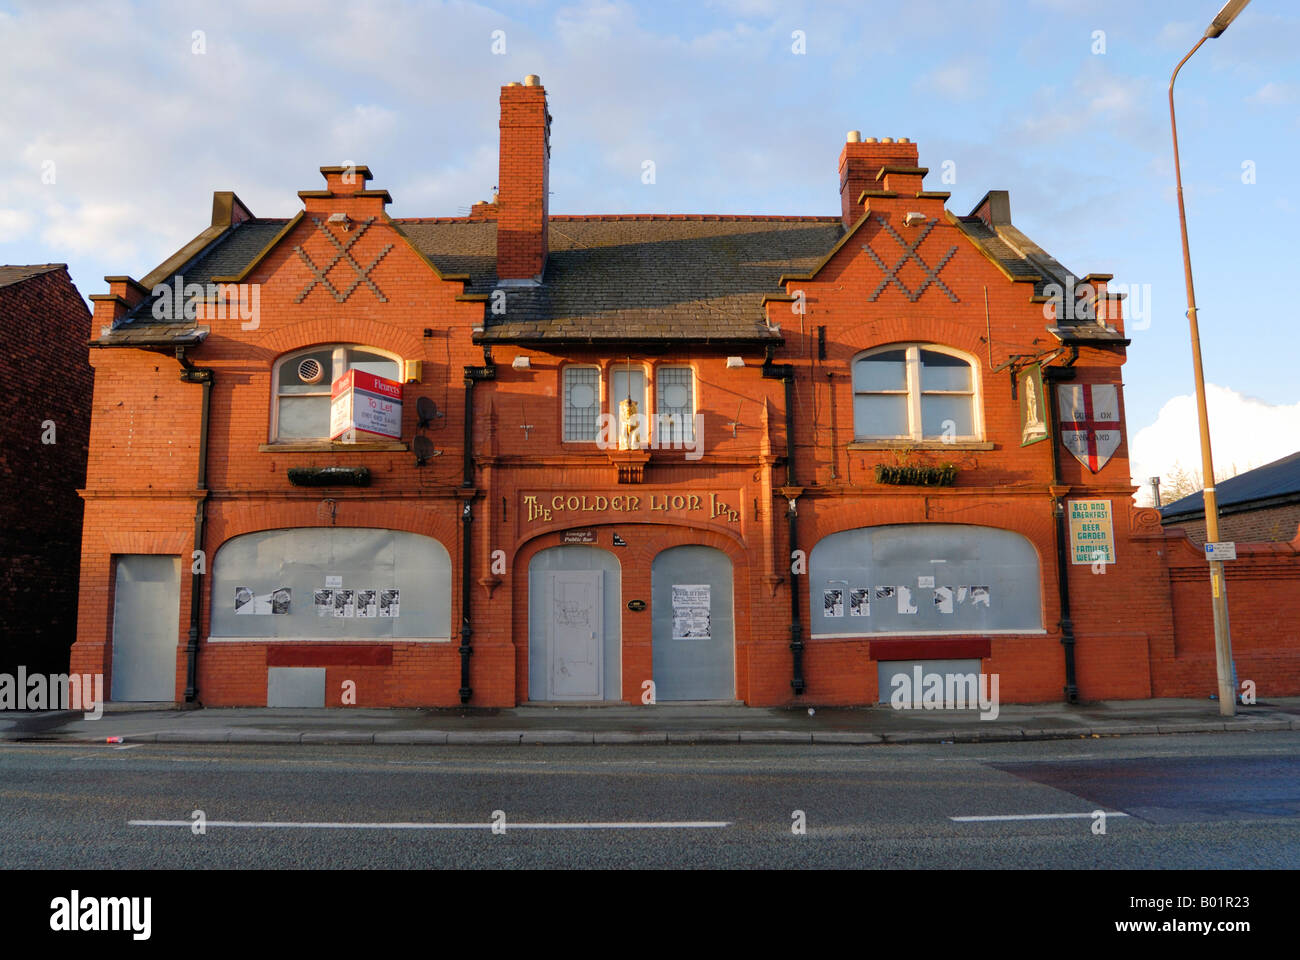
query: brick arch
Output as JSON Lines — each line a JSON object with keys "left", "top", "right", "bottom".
{"left": 838, "top": 320, "right": 988, "bottom": 357}
{"left": 509, "top": 522, "right": 753, "bottom": 703}
{"left": 513, "top": 514, "right": 749, "bottom": 558}
{"left": 807, "top": 500, "right": 1056, "bottom": 574}
{"left": 258, "top": 316, "right": 424, "bottom": 360}
{"left": 206, "top": 499, "right": 460, "bottom": 548}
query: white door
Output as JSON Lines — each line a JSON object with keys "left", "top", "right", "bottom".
{"left": 111, "top": 555, "right": 181, "bottom": 702}
{"left": 547, "top": 570, "right": 602, "bottom": 700}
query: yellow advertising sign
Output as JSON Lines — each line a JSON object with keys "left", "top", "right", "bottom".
{"left": 1068, "top": 499, "right": 1115, "bottom": 565}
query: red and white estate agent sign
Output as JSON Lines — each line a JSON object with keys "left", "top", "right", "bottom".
{"left": 330, "top": 369, "right": 403, "bottom": 441}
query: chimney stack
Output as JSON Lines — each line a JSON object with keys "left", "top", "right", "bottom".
{"left": 838, "top": 133, "right": 920, "bottom": 228}
{"left": 497, "top": 76, "right": 551, "bottom": 283}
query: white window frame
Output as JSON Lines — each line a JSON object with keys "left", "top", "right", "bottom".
{"left": 609, "top": 362, "right": 650, "bottom": 443}
{"left": 852, "top": 343, "right": 981, "bottom": 442}
{"left": 270, "top": 343, "right": 403, "bottom": 443}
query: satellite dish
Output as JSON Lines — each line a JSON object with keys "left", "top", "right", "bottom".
{"left": 413, "top": 435, "right": 437, "bottom": 466}
{"left": 417, "top": 396, "right": 438, "bottom": 428}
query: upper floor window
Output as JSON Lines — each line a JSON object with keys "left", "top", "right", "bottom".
{"left": 563, "top": 363, "right": 697, "bottom": 446}
{"left": 563, "top": 365, "right": 601, "bottom": 442}
{"left": 852, "top": 344, "right": 978, "bottom": 441}
{"left": 655, "top": 366, "right": 696, "bottom": 444}
{"left": 273, "top": 344, "right": 400, "bottom": 441}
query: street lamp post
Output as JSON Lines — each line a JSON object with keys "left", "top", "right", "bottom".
{"left": 1168, "top": 0, "right": 1250, "bottom": 717}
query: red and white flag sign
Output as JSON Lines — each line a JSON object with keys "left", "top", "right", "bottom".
{"left": 1057, "top": 384, "right": 1121, "bottom": 473}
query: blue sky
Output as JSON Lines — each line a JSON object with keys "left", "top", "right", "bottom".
{"left": 2, "top": 0, "right": 1296, "bottom": 495}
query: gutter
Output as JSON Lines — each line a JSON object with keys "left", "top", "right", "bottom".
{"left": 459, "top": 352, "right": 497, "bottom": 704}
{"left": 762, "top": 347, "right": 803, "bottom": 695}
{"left": 1043, "top": 358, "right": 1079, "bottom": 704}
{"left": 176, "top": 346, "right": 213, "bottom": 703}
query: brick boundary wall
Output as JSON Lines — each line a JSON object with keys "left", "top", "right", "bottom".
{"left": 1153, "top": 526, "right": 1300, "bottom": 699}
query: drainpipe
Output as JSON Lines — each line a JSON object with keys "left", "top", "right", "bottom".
{"left": 176, "top": 347, "right": 212, "bottom": 703}
{"left": 460, "top": 353, "right": 496, "bottom": 704}
{"left": 1043, "top": 353, "right": 1079, "bottom": 703}
{"left": 762, "top": 348, "right": 803, "bottom": 695}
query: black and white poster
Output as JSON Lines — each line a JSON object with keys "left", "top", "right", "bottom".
{"left": 356, "top": 589, "right": 377, "bottom": 618}
{"left": 671, "top": 584, "right": 711, "bottom": 640}
{"left": 849, "top": 588, "right": 870, "bottom": 617}
{"left": 823, "top": 588, "right": 844, "bottom": 618}
{"left": 314, "top": 589, "right": 333, "bottom": 617}
{"left": 378, "top": 589, "right": 400, "bottom": 618}
{"left": 333, "top": 589, "right": 355, "bottom": 618}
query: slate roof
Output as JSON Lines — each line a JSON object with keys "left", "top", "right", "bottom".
{"left": 1161, "top": 450, "right": 1300, "bottom": 520}
{"left": 0, "top": 263, "right": 66, "bottom": 288}
{"left": 404, "top": 216, "right": 843, "bottom": 343}
{"left": 97, "top": 201, "right": 1105, "bottom": 346}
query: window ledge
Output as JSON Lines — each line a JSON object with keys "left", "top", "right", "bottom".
{"left": 848, "top": 440, "right": 994, "bottom": 451}
{"left": 259, "top": 441, "right": 409, "bottom": 453}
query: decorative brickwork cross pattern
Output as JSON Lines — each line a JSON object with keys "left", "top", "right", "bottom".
{"left": 294, "top": 217, "right": 394, "bottom": 303}
{"left": 863, "top": 215, "right": 959, "bottom": 303}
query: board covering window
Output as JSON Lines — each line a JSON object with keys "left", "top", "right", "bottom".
{"left": 273, "top": 345, "right": 400, "bottom": 441}
{"left": 209, "top": 528, "right": 451, "bottom": 640}
{"left": 808, "top": 523, "right": 1041, "bottom": 636}
{"left": 852, "top": 344, "right": 977, "bottom": 441}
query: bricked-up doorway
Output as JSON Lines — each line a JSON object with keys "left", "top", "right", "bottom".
{"left": 651, "top": 545, "right": 735, "bottom": 701}
{"left": 110, "top": 555, "right": 181, "bottom": 702}
{"left": 528, "top": 546, "right": 622, "bottom": 701}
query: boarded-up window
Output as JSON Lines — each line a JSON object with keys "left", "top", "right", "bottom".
{"left": 808, "top": 524, "right": 1041, "bottom": 636}
{"left": 210, "top": 528, "right": 451, "bottom": 640}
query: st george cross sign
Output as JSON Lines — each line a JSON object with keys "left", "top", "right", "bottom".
{"left": 1057, "top": 384, "right": 1121, "bottom": 473}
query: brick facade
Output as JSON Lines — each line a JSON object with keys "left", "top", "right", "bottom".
{"left": 71, "top": 79, "right": 1300, "bottom": 707}
{"left": 1164, "top": 501, "right": 1300, "bottom": 546}
{"left": 0, "top": 265, "right": 92, "bottom": 676}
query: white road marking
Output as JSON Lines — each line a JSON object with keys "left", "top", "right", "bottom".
{"left": 129, "top": 819, "right": 731, "bottom": 830}
{"left": 950, "top": 812, "right": 1131, "bottom": 822}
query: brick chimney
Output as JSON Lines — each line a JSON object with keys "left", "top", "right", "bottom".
{"left": 838, "top": 133, "right": 920, "bottom": 228}
{"left": 497, "top": 75, "right": 551, "bottom": 283}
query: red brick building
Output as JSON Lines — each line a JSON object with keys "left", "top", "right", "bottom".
{"left": 1161, "top": 451, "right": 1300, "bottom": 546}
{"left": 73, "top": 76, "right": 1300, "bottom": 707}
{"left": 0, "top": 264, "right": 93, "bottom": 677}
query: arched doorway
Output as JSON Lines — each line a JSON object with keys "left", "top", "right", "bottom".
{"left": 651, "top": 545, "right": 735, "bottom": 701}
{"left": 528, "top": 545, "right": 622, "bottom": 701}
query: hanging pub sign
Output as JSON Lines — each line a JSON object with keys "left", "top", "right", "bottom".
{"left": 1057, "top": 383, "right": 1121, "bottom": 472}
{"left": 330, "top": 369, "right": 403, "bottom": 442}
{"left": 1018, "top": 363, "right": 1049, "bottom": 447}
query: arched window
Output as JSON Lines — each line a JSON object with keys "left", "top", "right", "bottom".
{"left": 808, "top": 523, "right": 1042, "bottom": 636}
{"left": 272, "top": 344, "right": 401, "bottom": 441}
{"left": 852, "top": 344, "right": 980, "bottom": 441}
{"left": 210, "top": 527, "right": 451, "bottom": 640}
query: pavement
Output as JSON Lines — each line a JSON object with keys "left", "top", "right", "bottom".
{"left": 2, "top": 696, "right": 1298, "bottom": 746}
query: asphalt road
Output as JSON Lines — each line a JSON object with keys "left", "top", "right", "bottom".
{"left": 1, "top": 732, "right": 1298, "bottom": 869}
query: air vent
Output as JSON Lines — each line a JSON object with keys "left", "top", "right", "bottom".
{"left": 298, "top": 358, "right": 324, "bottom": 383}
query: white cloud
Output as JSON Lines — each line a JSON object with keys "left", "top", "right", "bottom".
{"left": 1129, "top": 384, "right": 1300, "bottom": 501}
{"left": 0, "top": 208, "right": 34, "bottom": 239}
{"left": 1246, "top": 81, "right": 1296, "bottom": 106}
{"left": 915, "top": 60, "right": 987, "bottom": 101}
